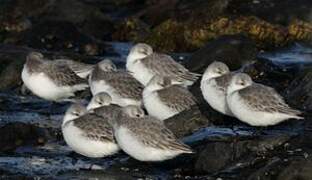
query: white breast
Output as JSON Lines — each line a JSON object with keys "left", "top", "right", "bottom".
{"left": 62, "top": 123, "right": 119, "bottom": 158}
{"left": 114, "top": 126, "right": 181, "bottom": 161}
{"left": 126, "top": 61, "right": 154, "bottom": 86}
{"left": 21, "top": 67, "right": 77, "bottom": 101}
{"left": 201, "top": 79, "right": 232, "bottom": 116}
{"left": 143, "top": 89, "right": 177, "bottom": 120}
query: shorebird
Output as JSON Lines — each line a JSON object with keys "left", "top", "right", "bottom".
{"left": 62, "top": 94, "right": 119, "bottom": 158}
{"left": 226, "top": 73, "right": 303, "bottom": 126}
{"left": 201, "top": 61, "right": 234, "bottom": 116}
{"left": 94, "top": 105, "right": 193, "bottom": 161}
{"left": 21, "top": 52, "right": 88, "bottom": 101}
{"left": 126, "top": 43, "right": 200, "bottom": 86}
{"left": 89, "top": 59, "right": 144, "bottom": 107}
{"left": 143, "top": 76, "right": 197, "bottom": 120}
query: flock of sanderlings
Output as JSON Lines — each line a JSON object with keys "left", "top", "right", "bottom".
{"left": 21, "top": 43, "right": 303, "bottom": 162}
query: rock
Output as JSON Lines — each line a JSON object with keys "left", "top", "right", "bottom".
{"left": 0, "top": 122, "right": 46, "bottom": 152}
{"left": 194, "top": 140, "right": 247, "bottom": 174}
{"left": 0, "top": 45, "right": 31, "bottom": 91}
{"left": 228, "top": 0, "right": 312, "bottom": 25}
{"left": 284, "top": 67, "right": 312, "bottom": 111}
{"left": 164, "top": 105, "right": 212, "bottom": 138}
{"left": 247, "top": 157, "right": 283, "bottom": 180}
{"left": 194, "top": 133, "right": 291, "bottom": 174}
{"left": 13, "top": 20, "right": 110, "bottom": 56}
{"left": 185, "top": 35, "right": 258, "bottom": 72}
{"left": 277, "top": 158, "right": 312, "bottom": 180}
{"left": 112, "top": 17, "right": 150, "bottom": 42}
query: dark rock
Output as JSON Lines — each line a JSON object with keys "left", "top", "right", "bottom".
{"left": 247, "top": 157, "right": 284, "bottom": 180}
{"left": 1, "top": 0, "right": 117, "bottom": 42}
{"left": 185, "top": 35, "right": 258, "bottom": 73}
{"left": 228, "top": 0, "right": 312, "bottom": 25}
{"left": 194, "top": 133, "right": 291, "bottom": 174}
{"left": 0, "top": 122, "right": 45, "bottom": 152}
{"left": 164, "top": 105, "right": 211, "bottom": 138}
{"left": 285, "top": 67, "right": 312, "bottom": 111}
{"left": 194, "top": 141, "right": 247, "bottom": 174}
{"left": 0, "top": 45, "right": 31, "bottom": 91}
{"left": 277, "top": 158, "right": 312, "bottom": 180}
{"left": 14, "top": 20, "right": 110, "bottom": 56}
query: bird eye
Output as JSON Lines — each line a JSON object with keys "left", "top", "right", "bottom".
{"left": 136, "top": 114, "right": 141, "bottom": 117}
{"left": 240, "top": 82, "right": 245, "bottom": 86}
{"left": 72, "top": 112, "right": 79, "bottom": 116}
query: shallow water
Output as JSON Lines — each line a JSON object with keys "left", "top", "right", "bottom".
{"left": 0, "top": 42, "right": 310, "bottom": 179}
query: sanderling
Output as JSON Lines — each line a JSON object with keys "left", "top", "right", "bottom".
{"left": 200, "top": 61, "right": 234, "bottom": 116}
{"left": 226, "top": 73, "right": 303, "bottom": 126}
{"left": 94, "top": 105, "right": 193, "bottom": 161}
{"left": 143, "top": 76, "right": 197, "bottom": 120}
{"left": 62, "top": 100, "right": 119, "bottom": 158}
{"left": 89, "top": 59, "right": 144, "bottom": 107}
{"left": 21, "top": 52, "right": 88, "bottom": 101}
{"left": 126, "top": 43, "right": 200, "bottom": 86}
{"left": 55, "top": 59, "right": 94, "bottom": 79}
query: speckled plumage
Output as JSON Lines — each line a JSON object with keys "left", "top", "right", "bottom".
{"left": 118, "top": 115, "right": 192, "bottom": 152}
{"left": 157, "top": 85, "right": 197, "bottom": 112}
{"left": 226, "top": 73, "right": 303, "bottom": 126}
{"left": 91, "top": 65, "right": 143, "bottom": 100}
{"left": 239, "top": 84, "right": 301, "bottom": 115}
{"left": 70, "top": 113, "right": 115, "bottom": 143}
{"left": 140, "top": 53, "right": 200, "bottom": 83}
{"left": 22, "top": 52, "right": 88, "bottom": 101}
{"left": 55, "top": 59, "right": 94, "bottom": 78}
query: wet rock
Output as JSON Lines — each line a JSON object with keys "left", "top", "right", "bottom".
{"left": 185, "top": 35, "right": 258, "bottom": 72}
{"left": 277, "top": 157, "right": 312, "bottom": 180}
{"left": 247, "top": 157, "right": 283, "bottom": 180}
{"left": 164, "top": 105, "right": 212, "bottom": 138}
{"left": 0, "top": 45, "right": 31, "bottom": 91}
{"left": 194, "top": 133, "right": 291, "bottom": 174}
{"left": 285, "top": 67, "right": 312, "bottom": 112}
{"left": 0, "top": 122, "right": 46, "bottom": 152}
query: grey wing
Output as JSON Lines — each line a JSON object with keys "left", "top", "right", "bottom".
{"left": 128, "top": 117, "right": 192, "bottom": 152}
{"left": 214, "top": 73, "right": 233, "bottom": 93}
{"left": 239, "top": 84, "right": 302, "bottom": 115}
{"left": 157, "top": 85, "right": 197, "bottom": 112}
{"left": 73, "top": 113, "right": 115, "bottom": 143}
{"left": 45, "top": 62, "right": 87, "bottom": 86}
{"left": 141, "top": 53, "right": 200, "bottom": 82}
{"left": 55, "top": 59, "right": 94, "bottom": 77}
{"left": 106, "top": 71, "right": 144, "bottom": 100}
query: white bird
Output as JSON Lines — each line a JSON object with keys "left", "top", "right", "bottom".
{"left": 226, "top": 73, "right": 303, "bottom": 126}
{"left": 62, "top": 93, "right": 119, "bottom": 158}
{"left": 200, "top": 61, "right": 234, "bottom": 116}
{"left": 94, "top": 105, "right": 193, "bottom": 162}
{"left": 126, "top": 43, "right": 200, "bottom": 86}
{"left": 21, "top": 52, "right": 88, "bottom": 101}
